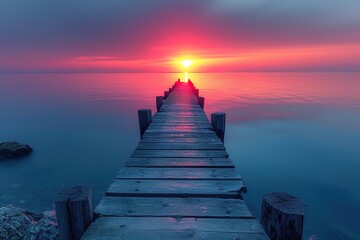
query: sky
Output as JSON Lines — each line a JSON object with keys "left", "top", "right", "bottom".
{"left": 1, "top": 0, "right": 360, "bottom": 72}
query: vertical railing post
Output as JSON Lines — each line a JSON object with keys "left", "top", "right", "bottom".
{"left": 198, "top": 97, "right": 205, "bottom": 109}
{"left": 211, "top": 112, "right": 226, "bottom": 142}
{"left": 55, "top": 186, "right": 94, "bottom": 240}
{"left": 261, "top": 192, "right": 305, "bottom": 240}
{"left": 164, "top": 90, "right": 170, "bottom": 100}
{"left": 138, "top": 109, "right": 152, "bottom": 138}
{"left": 194, "top": 88, "right": 199, "bottom": 97}
{"left": 156, "top": 96, "right": 164, "bottom": 112}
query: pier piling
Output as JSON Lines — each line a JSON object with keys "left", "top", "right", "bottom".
{"left": 198, "top": 96, "right": 205, "bottom": 109}
{"left": 211, "top": 112, "right": 226, "bottom": 142}
{"left": 261, "top": 192, "right": 305, "bottom": 240}
{"left": 156, "top": 96, "right": 163, "bottom": 111}
{"left": 55, "top": 186, "right": 94, "bottom": 240}
{"left": 138, "top": 109, "right": 152, "bottom": 138}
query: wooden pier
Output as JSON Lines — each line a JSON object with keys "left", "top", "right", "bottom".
{"left": 79, "top": 80, "right": 270, "bottom": 239}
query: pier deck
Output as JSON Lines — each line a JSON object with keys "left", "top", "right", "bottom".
{"left": 82, "top": 81, "right": 269, "bottom": 239}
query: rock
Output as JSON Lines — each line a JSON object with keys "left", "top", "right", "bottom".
{"left": 0, "top": 142, "right": 33, "bottom": 159}
{"left": 0, "top": 205, "right": 59, "bottom": 240}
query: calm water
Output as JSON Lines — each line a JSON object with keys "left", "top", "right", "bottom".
{"left": 1, "top": 72, "right": 359, "bottom": 239}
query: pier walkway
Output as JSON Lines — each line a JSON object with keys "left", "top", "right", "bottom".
{"left": 81, "top": 81, "right": 269, "bottom": 239}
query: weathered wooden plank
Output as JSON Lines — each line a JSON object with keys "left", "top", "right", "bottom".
{"left": 95, "top": 197, "right": 252, "bottom": 218}
{"left": 131, "top": 150, "right": 229, "bottom": 158}
{"left": 116, "top": 167, "right": 241, "bottom": 180}
{"left": 125, "top": 158, "right": 235, "bottom": 168}
{"left": 145, "top": 128, "right": 215, "bottom": 134}
{"left": 152, "top": 114, "right": 208, "bottom": 119}
{"left": 147, "top": 125, "right": 213, "bottom": 130}
{"left": 82, "top": 217, "right": 270, "bottom": 240}
{"left": 149, "top": 122, "right": 212, "bottom": 127}
{"left": 139, "top": 138, "right": 223, "bottom": 144}
{"left": 136, "top": 142, "right": 225, "bottom": 150}
{"left": 150, "top": 120, "right": 211, "bottom": 125}
{"left": 160, "top": 106, "right": 203, "bottom": 110}
{"left": 106, "top": 179, "right": 245, "bottom": 198}
{"left": 142, "top": 132, "right": 219, "bottom": 139}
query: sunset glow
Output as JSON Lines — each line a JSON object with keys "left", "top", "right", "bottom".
{"left": 181, "top": 60, "right": 193, "bottom": 68}
{"left": 1, "top": 1, "right": 360, "bottom": 72}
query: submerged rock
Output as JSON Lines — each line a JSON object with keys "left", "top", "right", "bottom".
{"left": 0, "top": 205, "right": 59, "bottom": 240}
{"left": 0, "top": 142, "right": 33, "bottom": 159}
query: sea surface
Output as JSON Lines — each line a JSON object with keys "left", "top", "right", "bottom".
{"left": 0, "top": 72, "right": 359, "bottom": 239}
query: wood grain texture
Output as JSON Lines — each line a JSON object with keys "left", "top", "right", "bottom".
{"left": 116, "top": 167, "right": 241, "bottom": 180}
{"left": 124, "top": 157, "right": 235, "bottom": 168}
{"left": 82, "top": 217, "right": 270, "bottom": 240}
{"left": 106, "top": 179, "right": 245, "bottom": 198}
{"left": 136, "top": 142, "right": 225, "bottom": 150}
{"left": 131, "top": 149, "right": 229, "bottom": 158}
{"left": 95, "top": 197, "right": 252, "bottom": 218}
{"left": 82, "top": 82, "right": 268, "bottom": 239}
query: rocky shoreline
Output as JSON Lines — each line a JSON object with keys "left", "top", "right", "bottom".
{"left": 0, "top": 205, "right": 59, "bottom": 240}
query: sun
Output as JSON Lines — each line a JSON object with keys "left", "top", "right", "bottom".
{"left": 181, "top": 59, "right": 193, "bottom": 68}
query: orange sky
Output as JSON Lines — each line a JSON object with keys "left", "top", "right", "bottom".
{"left": 1, "top": 1, "right": 360, "bottom": 72}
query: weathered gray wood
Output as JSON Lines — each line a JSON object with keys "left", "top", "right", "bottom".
{"left": 81, "top": 81, "right": 268, "bottom": 239}
{"left": 55, "top": 200, "right": 73, "bottom": 240}
{"left": 139, "top": 137, "right": 223, "bottom": 144}
{"left": 138, "top": 109, "right": 152, "bottom": 138}
{"left": 154, "top": 112, "right": 207, "bottom": 117}
{"left": 147, "top": 124, "right": 213, "bottom": 130}
{"left": 198, "top": 96, "right": 205, "bottom": 109}
{"left": 82, "top": 217, "right": 270, "bottom": 240}
{"left": 95, "top": 197, "right": 252, "bottom": 218}
{"left": 145, "top": 128, "right": 214, "bottom": 134}
{"left": 55, "top": 186, "right": 94, "bottom": 240}
{"left": 261, "top": 192, "right": 305, "bottom": 240}
{"left": 136, "top": 142, "right": 225, "bottom": 150}
{"left": 156, "top": 96, "right": 163, "bottom": 111}
{"left": 106, "top": 179, "right": 245, "bottom": 198}
{"left": 150, "top": 120, "right": 211, "bottom": 125}
{"left": 68, "top": 198, "right": 92, "bottom": 240}
{"left": 148, "top": 123, "right": 213, "bottom": 128}
{"left": 116, "top": 167, "right": 241, "bottom": 180}
{"left": 131, "top": 149, "right": 229, "bottom": 158}
{"left": 142, "top": 133, "right": 219, "bottom": 139}
{"left": 125, "top": 158, "right": 235, "bottom": 168}
{"left": 211, "top": 112, "right": 226, "bottom": 142}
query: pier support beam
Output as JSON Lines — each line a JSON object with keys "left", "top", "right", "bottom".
{"left": 194, "top": 88, "right": 199, "bottom": 97}
{"left": 164, "top": 90, "right": 170, "bottom": 100}
{"left": 211, "top": 112, "right": 226, "bottom": 142}
{"left": 55, "top": 186, "right": 94, "bottom": 240}
{"left": 261, "top": 192, "right": 305, "bottom": 240}
{"left": 138, "top": 109, "right": 152, "bottom": 138}
{"left": 198, "top": 97, "right": 205, "bottom": 109}
{"left": 156, "top": 96, "right": 164, "bottom": 112}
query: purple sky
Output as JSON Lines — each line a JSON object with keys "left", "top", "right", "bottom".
{"left": 1, "top": 0, "right": 360, "bottom": 72}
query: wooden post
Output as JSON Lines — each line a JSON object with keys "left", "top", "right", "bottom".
{"left": 194, "top": 89, "right": 199, "bottom": 97}
{"left": 156, "top": 96, "right": 164, "bottom": 112}
{"left": 164, "top": 90, "right": 170, "bottom": 100}
{"left": 55, "top": 186, "right": 94, "bottom": 240}
{"left": 177, "top": 78, "right": 180, "bottom": 83}
{"left": 138, "top": 109, "right": 152, "bottom": 138}
{"left": 198, "top": 96, "right": 205, "bottom": 109}
{"left": 261, "top": 192, "right": 305, "bottom": 240}
{"left": 169, "top": 87, "right": 172, "bottom": 93}
{"left": 211, "top": 112, "right": 226, "bottom": 142}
